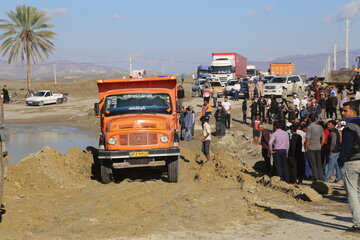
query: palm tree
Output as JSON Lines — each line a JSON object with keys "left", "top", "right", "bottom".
{"left": 0, "top": 5, "right": 56, "bottom": 89}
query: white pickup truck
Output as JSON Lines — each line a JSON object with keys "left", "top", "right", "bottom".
{"left": 25, "top": 90, "right": 68, "bottom": 106}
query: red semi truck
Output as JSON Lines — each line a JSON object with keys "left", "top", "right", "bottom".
{"left": 210, "top": 52, "right": 247, "bottom": 84}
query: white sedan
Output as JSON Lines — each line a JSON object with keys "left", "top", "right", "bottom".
{"left": 26, "top": 90, "right": 67, "bottom": 106}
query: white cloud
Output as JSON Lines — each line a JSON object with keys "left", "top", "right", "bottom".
{"left": 113, "top": 14, "right": 123, "bottom": 19}
{"left": 246, "top": 5, "right": 274, "bottom": 17}
{"left": 263, "top": 5, "right": 274, "bottom": 15}
{"left": 323, "top": 0, "right": 360, "bottom": 23}
{"left": 246, "top": 10, "right": 257, "bottom": 17}
{"left": 43, "top": 8, "right": 68, "bottom": 17}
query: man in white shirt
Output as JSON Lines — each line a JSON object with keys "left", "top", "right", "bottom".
{"left": 201, "top": 116, "right": 211, "bottom": 164}
{"left": 292, "top": 94, "right": 300, "bottom": 109}
{"left": 301, "top": 95, "right": 308, "bottom": 109}
{"left": 221, "top": 97, "right": 232, "bottom": 129}
{"left": 233, "top": 81, "right": 241, "bottom": 101}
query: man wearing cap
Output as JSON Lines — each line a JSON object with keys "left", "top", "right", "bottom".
{"left": 339, "top": 101, "right": 360, "bottom": 232}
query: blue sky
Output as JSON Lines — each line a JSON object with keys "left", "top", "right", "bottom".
{"left": 1, "top": 0, "right": 360, "bottom": 72}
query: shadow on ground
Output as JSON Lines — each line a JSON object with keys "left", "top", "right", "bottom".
{"left": 257, "top": 204, "right": 349, "bottom": 231}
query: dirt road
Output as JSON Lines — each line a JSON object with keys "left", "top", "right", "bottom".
{"left": 0, "top": 79, "right": 357, "bottom": 239}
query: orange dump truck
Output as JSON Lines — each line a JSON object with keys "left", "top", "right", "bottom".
{"left": 269, "top": 62, "right": 294, "bottom": 75}
{"left": 94, "top": 76, "right": 180, "bottom": 183}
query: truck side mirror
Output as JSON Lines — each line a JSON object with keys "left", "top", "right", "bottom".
{"left": 94, "top": 103, "right": 100, "bottom": 116}
{"left": 232, "top": 66, "right": 235, "bottom": 73}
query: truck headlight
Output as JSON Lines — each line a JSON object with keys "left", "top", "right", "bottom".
{"left": 108, "top": 137, "right": 116, "bottom": 145}
{"left": 160, "top": 135, "right": 169, "bottom": 143}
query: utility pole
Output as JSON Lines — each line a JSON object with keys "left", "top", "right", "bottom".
{"left": 327, "top": 55, "right": 331, "bottom": 75}
{"left": 129, "top": 55, "right": 133, "bottom": 77}
{"left": 53, "top": 64, "right": 57, "bottom": 85}
{"left": 345, "top": 17, "right": 350, "bottom": 68}
{"left": 333, "top": 44, "right": 337, "bottom": 70}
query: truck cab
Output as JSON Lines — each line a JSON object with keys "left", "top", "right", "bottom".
{"left": 95, "top": 77, "right": 180, "bottom": 183}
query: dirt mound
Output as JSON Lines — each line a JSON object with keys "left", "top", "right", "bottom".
{"left": 0, "top": 142, "right": 322, "bottom": 239}
{"left": 7, "top": 146, "right": 93, "bottom": 194}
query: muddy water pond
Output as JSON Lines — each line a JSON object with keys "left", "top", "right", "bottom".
{"left": 1, "top": 124, "right": 98, "bottom": 163}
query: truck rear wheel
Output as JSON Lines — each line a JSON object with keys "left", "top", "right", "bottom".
{"left": 100, "top": 161, "right": 113, "bottom": 184}
{"left": 62, "top": 97, "right": 68, "bottom": 103}
{"left": 56, "top": 98, "right": 62, "bottom": 104}
{"left": 167, "top": 156, "right": 179, "bottom": 183}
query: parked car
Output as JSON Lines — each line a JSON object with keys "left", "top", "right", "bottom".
{"left": 208, "top": 81, "right": 224, "bottom": 97}
{"left": 191, "top": 78, "right": 223, "bottom": 97}
{"left": 191, "top": 79, "right": 206, "bottom": 96}
{"left": 238, "top": 80, "right": 259, "bottom": 99}
{"left": 25, "top": 90, "right": 68, "bottom": 106}
{"left": 263, "top": 75, "right": 304, "bottom": 97}
{"left": 224, "top": 79, "right": 238, "bottom": 96}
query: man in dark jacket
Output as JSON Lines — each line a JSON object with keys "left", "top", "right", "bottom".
{"left": 330, "top": 93, "right": 338, "bottom": 120}
{"left": 177, "top": 85, "right": 185, "bottom": 112}
{"left": 242, "top": 99, "right": 247, "bottom": 124}
{"left": 214, "top": 102, "right": 226, "bottom": 137}
{"left": 2, "top": 85, "right": 9, "bottom": 103}
{"left": 339, "top": 101, "right": 360, "bottom": 232}
{"left": 250, "top": 99, "right": 258, "bottom": 121}
{"left": 318, "top": 94, "right": 327, "bottom": 120}
{"left": 258, "top": 97, "right": 266, "bottom": 123}
{"left": 323, "top": 120, "right": 341, "bottom": 182}
{"left": 269, "top": 97, "right": 278, "bottom": 119}
{"left": 288, "top": 126, "right": 303, "bottom": 184}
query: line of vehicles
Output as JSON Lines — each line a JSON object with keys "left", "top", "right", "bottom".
{"left": 193, "top": 52, "right": 303, "bottom": 98}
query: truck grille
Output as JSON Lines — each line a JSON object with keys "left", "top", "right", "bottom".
{"left": 219, "top": 77, "right": 227, "bottom": 82}
{"left": 265, "top": 86, "right": 275, "bottom": 89}
{"left": 118, "top": 133, "right": 158, "bottom": 146}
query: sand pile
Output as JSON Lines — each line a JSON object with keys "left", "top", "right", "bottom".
{"left": 7, "top": 146, "right": 93, "bottom": 194}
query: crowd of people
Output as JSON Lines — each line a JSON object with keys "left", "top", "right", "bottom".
{"left": 178, "top": 77, "right": 360, "bottom": 232}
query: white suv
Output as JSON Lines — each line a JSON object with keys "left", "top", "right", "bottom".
{"left": 263, "top": 75, "right": 304, "bottom": 97}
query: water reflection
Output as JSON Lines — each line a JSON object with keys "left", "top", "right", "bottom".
{"left": 1, "top": 124, "right": 98, "bottom": 164}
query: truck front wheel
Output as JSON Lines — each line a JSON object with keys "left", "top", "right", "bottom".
{"left": 167, "top": 156, "right": 179, "bottom": 183}
{"left": 100, "top": 161, "right": 113, "bottom": 184}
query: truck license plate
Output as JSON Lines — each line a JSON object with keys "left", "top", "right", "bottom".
{"left": 129, "top": 151, "right": 149, "bottom": 157}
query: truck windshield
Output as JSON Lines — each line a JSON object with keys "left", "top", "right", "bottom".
{"left": 198, "top": 70, "right": 209, "bottom": 74}
{"left": 105, "top": 93, "right": 172, "bottom": 116}
{"left": 270, "top": 77, "right": 287, "bottom": 83}
{"left": 34, "top": 91, "right": 46, "bottom": 97}
{"left": 210, "top": 66, "right": 232, "bottom": 74}
{"left": 210, "top": 81, "right": 222, "bottom": 87}
{"left": 247, "top": 69, "right": 255, "bottom": 76}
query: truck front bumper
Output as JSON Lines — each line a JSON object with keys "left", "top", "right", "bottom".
{"left": 98, "top": 148, "right": 180, "bottom": 160}
{"left": 98, "top": 147, "right": 180, "bottom": 169}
